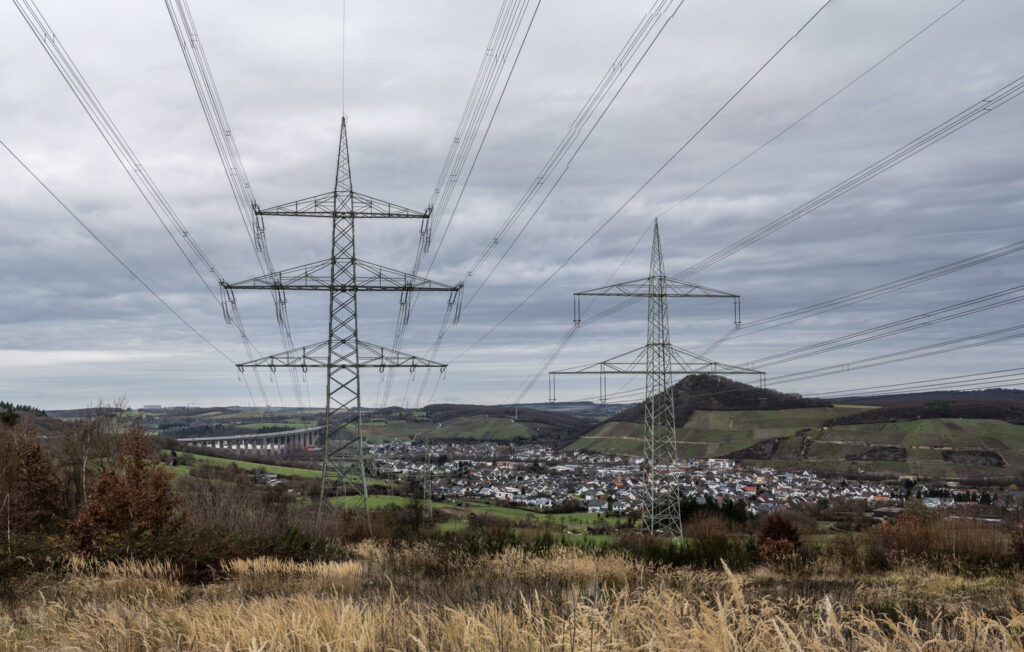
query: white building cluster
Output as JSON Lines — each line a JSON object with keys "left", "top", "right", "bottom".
{"left": 371, "top": 442, "right": 897, "bottom": 515}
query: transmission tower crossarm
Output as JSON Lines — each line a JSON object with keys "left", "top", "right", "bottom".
{"left": 236, "top": 340, "right": 447, "bottom": 370}
{"left": 575, "top": 277, "right": 740, "bottom": 299}
{"left": 223, "top": 259, "right": 461, "bottom": 293}
{"left": 550, "top": 344, "right": 762, "bottom": 376}
{"left": 256, "top": 190, "right": 428, "bottom": 219}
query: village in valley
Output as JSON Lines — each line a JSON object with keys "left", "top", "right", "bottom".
{"left": 366, "top": 440, "right": 1021, "bottom": 517}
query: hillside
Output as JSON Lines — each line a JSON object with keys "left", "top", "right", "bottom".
{"left": 42, "top": 403, "right": 590, "bottom": 448}
{"left": 567, "top": 380, "right": 1024, "bottom": 481}
{"left": 0, "top": 404, "right": 65, "bottom": 436}
{"left": 829, "top": 399, "right": 1024, "bottom": 425}
{"left": 512, "top": 401, "right": 632, "bottom": 419}
{"left": 570, "top": 406, "right": 865, "bottom": 457}
{"left": 830, "top": 388, "right": 1024, "bottom": 406}
{"left": 601, "top": 374, "right": 831, "bottom": 429}
{"left": 421, "top": 404, "right": 591, "bottom": 447}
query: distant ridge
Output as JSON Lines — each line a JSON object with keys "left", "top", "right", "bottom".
{"left": 600, "top": 374, "right": 830, "bottom": 429}
{"left": 423, "top": 403, "right": 584, "bottom": 427}
{"left": 829, "top": 398, "right": 1024, "bottom": 426}
{"left": 831, "top": 388, "right": 1024, "bottom": 406}
{"left": 422, "top": 404, "right": 590, "bottom": 447}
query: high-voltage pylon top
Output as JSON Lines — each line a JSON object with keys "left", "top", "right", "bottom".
{"left": 225, "top": 117, "right": 461, "bottom": 522}
{"left": 550, "top": 219, "right": 762, "bottom": 538}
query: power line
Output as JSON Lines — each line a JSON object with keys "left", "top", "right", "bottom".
{"left": 564, "top": 365, "right": 1024, "bottom": 407}
{"left": 461, "top": 0, "right": 699, "bottom": 310}
{"left": 443, "top": 0, "right": 686, "bottom": 320}
{"left": 582, "top": 72, "right": 1024, "bottom": 332}
{"left": 769, "top": 323, "right": 1024, "bottom": 386}
{"left": 420, "top": 0, "right": 540, "bottom": 274}
{"left": 2, "top": 138, "right": 236, "bottom": 364}
{"left": 380, "top": 0, "right": 540, "bottom": 406}
{"left": 654, "top": 0, "right": 967, "bottom": 231}
{"left": 420, "top": 0, "right": 687, "bottom": 406}
{"left": 500, "top": 1, "right": 971, "bottom": 398}
{"left": 693, "top": 234, "right": 1024, "bottom": 362}
{"left": 805, "top": 366, "right": 1024, "bottom": 399}
{"left": 389, "top": 0, "right": 531, "bottom": 405}
{"left": 745, "top": 284, "right": 1024, "bottom": 368}
{"left": 165, "top": 0, "right": 306, "bottom": 407}
{"left": 678, "top": 77, "right": 1024, "bottom": 280}
{"left": 454, "top": 0, "right": 832, "bottom": 365}
{"left": 15, "top": 0, "right": 271, "bottom": 405}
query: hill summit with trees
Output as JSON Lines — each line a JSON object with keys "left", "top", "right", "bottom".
{"left": 598, "top": 374, "right": 831, "bottom": 431}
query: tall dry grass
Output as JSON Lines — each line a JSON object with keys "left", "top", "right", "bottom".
{"left": 4, "top": 542, "right": 1024, "bottom": 650}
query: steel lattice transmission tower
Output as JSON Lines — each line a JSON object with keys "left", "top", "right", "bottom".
{"left": 550, "top": 220, "right": 762, "bottom": 537}
{"left": 224, "top": 117, "right": 461, "bottom": 519}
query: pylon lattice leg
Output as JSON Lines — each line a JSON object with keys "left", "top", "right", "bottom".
{"left": 319, "top": 121, "right": 367, "bottom": 519}
{"left": 643, "top": 222, "right": 681, "bottom": 537}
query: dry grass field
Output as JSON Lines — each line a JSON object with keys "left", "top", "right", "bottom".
{"left": 4, "top": 543, "right": 1024, "bottom": 651}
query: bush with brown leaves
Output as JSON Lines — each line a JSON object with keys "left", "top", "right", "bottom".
{"left": 71, "top": 426, "right": 179, "bottom": 545}
{"left": 756, "top": 513, "right": 802, "bottom": 567}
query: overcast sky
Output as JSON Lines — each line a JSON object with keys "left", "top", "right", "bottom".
{"left": 2, "top": 0, "right": 1023, "bottom": 410}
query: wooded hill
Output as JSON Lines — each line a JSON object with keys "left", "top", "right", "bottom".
{"left": 422, "top": 404, "right": 592, "bottom": 447}
{"left": 598, "top": 374, "right": 831, "bottom": 431}
{"left": 567, "top": 377, "right": 1024, "bottom": 481}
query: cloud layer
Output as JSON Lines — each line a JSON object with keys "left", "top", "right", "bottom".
{"left": 2, "top": 1, "right": 1022, "bottom": 409}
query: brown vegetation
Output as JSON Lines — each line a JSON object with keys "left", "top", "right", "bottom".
{"left": 3, "top": 543, "right": 1024, "bottom": 650}
{"left": 867, "top": 510, "right": 1012, "bottom": 569}
{"left": 71, "top": 426, "right": 179, "bottom": 545}
{"left": 0, "top": 428, "right": 62, "bottom": 532}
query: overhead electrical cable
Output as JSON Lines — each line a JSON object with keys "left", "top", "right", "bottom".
{"left": 14, "top": 0, "right": 271, "bottom": 405}
{"left": 426, "top": 0, "right": 690, "bottom": 382}
{"left": 744, "top": 284, "right": 1024, "bottom": 368}
{"left": 501, "top": 0, "right": 971, "bottom": 398}
{"left": 2, "top": 138, "right": 236, "bottom": 364}
{"left": 388, "top": 0, "right": 532, "bottom": 405}
{"left": 734, "top": 240, "right": 1024, "bottom": 335}
{"left": 835, "top": 378, "right": 1024, "bottom": 398}
{"left": 466, "top": 0, "right": 833, "bottom": 312}
{"left": 580, "top": 72, "right": 1024, "bottom": 334}
{"left": 451, "top": 0, "right": 832, "bottom": 375}
{"left": 561, "top": 364, "right": 1024, "bottom": 407}
{"left": 378, "top": 0, "right": 540, "bottom": 406}
{"left": 556, "top": 380, "right": 793, "bottom": 410}
{"left": 418, "top": 0, "right": 688, "bottom": 406}
{"left": 164, "top": 0, "right": 307, "bottom": 408}
{"left": 419, "top": 0, "right": 542, "bottom": 277}
{"left": 805, "top": 366, "right": 1024, "bottom": 399}
{"left": 505, "top": 221, "right": 654, "bottom": 405}
{"left": 454, "top": 0, "right": 685, "bottom": 293}
{"left": 564, "top": 368, "right": 1024, "bottom": 409}
{"left": 655, "top": 0, "right": 967, "bottom": 231}
{"left": 769, "top": 323, "right": 1024, "bottom": 386}
{"left": 676, "top": 76, "right": 1024, "bottom": 280}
